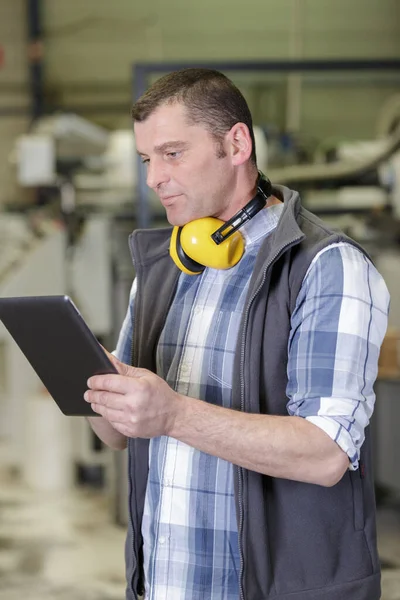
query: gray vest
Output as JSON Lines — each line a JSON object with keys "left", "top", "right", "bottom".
{"left": 124, "top": 185, "right": 381, "bottom": 600}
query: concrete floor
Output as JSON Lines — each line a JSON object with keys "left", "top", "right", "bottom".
{"left": 0, "top": 464, "right": 400, "bottom": 599}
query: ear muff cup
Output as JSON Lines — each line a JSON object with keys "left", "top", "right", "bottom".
{"left": 170, "top": 226, "right": 205, "bottom": 275}
{"left": 170, "top": 217, "right": 245, "bottom": 275}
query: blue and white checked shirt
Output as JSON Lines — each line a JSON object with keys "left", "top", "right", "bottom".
{"left": 114, "top": 203, "right": 390, "bottom": 600}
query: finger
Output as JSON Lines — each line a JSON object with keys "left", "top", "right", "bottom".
{"left": 110, "top": 358, "right": 150, "bottom": 379}
{"left": 84, "top": 389, "right": 126, "bottom": 410}
{"left": 90, "top": 403, "right": 126, "bottom": 423}
{"left": 87, "top": 373, "right": 135, "bottom": 394}
{"left": 100, "top": 347, "right": 151, "bottom": 379}
{"left": 98, "top": 345, "right": 131, "bottom": 378}
{"left": 129, "top": 366, "right": 149, "bottom": 378}
{"left": 105, "top": 350, "right": 131, "bottom": 376}
{"left": 88, "top": 368, "right": 149, "bottom": 391}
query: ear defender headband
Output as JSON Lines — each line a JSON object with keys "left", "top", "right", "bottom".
{"left": 170, "top": 172, "right": 273, "bottom": 275}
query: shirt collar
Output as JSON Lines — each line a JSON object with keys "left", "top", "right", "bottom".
{"left": 240, "top": 202, "right": 284, "bottom": 247}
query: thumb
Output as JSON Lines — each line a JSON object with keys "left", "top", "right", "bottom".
{"left": 102, "top": 347, "right": 130, "bottom": 375}
{"left": 102, "top": 346, "right": 149, "bottom": 378}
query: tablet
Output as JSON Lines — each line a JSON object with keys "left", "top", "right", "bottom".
{"left": 0, "top": 295, "right": 118, "bottom": 416}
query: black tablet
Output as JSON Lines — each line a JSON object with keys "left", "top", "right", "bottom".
{"left": 0, "top": 295, "right": 118, "bottom": 416}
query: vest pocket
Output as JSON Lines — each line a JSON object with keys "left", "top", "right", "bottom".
{"left": 209, "top": 310, "right": 242, "bottom": 389}
{"left": 350, "top": 468, "right": 365, "bottom": 531}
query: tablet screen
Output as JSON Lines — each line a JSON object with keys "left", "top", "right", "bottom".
{"left": 0, "top": 295, "right": 118, "bottom": 416}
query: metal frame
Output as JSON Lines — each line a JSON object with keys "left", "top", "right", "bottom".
{"left": 0, "top": 0, "right": 44, "bottom": 119}
{"left": 27, "top": 0, "right": 45, "bottom": 120}
{"left": 132, "top": 59, "right": 400, "bottom": 228}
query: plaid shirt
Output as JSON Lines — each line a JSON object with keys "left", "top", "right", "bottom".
{"left": 114, "top": 204, "right": 389, "bottom": 600}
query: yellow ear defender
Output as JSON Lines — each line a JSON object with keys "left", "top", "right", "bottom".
{"left": 169, "top": 173, "right": 273, "bottom": 275}
{"left": 170, "top": 218, "right": 245, "bottom": 275}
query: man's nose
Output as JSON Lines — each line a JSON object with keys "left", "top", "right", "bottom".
{"left": 146, "top": 158, "right": 168, "bottom": 190}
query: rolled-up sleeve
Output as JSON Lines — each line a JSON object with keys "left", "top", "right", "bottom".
{"left": 286, "top": 242, "right": 390, "bottom": 470}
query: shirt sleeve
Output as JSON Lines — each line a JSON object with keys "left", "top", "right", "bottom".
{"left": 112, "top": 278, "right": 137, "bottom": 364}
{"left": 286, "top": 242, "right": 390, "bottom": 470}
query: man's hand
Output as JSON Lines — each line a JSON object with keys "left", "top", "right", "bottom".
{"left": 84, "top": 353, "right": 182, "bottom": 439}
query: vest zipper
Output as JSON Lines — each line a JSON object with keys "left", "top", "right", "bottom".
{"left": 237, "top": 236, "right": 303, "bottom": 600}
{"left": 130, "top": 267, "right": 143, "bottom": 598}
{"left": 128, "top": 261, "right": 179, "bottom": 598}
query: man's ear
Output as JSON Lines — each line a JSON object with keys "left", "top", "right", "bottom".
{"left": 227, "top": 122, "right": 253, "bottom": 166}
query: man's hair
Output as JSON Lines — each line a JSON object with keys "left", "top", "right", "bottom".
{"left": 131, "top": 68, "right": 257, "bottom": 164}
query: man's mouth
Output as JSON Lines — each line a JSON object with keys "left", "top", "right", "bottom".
{"left": 159, "top": 194, "right": 181, "bottom": 206}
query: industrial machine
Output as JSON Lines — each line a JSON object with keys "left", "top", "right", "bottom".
{"left": 3, "top": 91, "right": 400, "bottom": 510}
{"left": 2, "top": 114, "right": 137, "bottom": 490}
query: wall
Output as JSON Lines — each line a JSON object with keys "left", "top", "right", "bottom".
{"left": 0, "top": 0, "right": 399, "bottom": 205}
{"left": 42, "top": 0, "right": 400, "bottom": 137}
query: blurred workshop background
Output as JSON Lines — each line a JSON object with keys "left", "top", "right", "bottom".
{"left": 0, "top": 1, "right": 400, "bottom": 598}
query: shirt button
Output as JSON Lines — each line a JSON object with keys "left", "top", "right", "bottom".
{"left": 159, "top": 536, "right": 166, "bottom": 545}
{"left": 180, "top": 363, "right": 190, "bottom": 375}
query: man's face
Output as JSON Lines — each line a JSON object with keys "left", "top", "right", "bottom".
{"left": 134, "top": 102, "right": 234, "bottom": 226}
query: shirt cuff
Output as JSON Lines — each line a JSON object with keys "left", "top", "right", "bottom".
{"left": 305, "top": 415, "right": 358, "bottom": 471}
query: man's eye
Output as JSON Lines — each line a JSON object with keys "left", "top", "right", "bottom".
{"left": 141, "top": 158, "right": 149, "bottom": 165}
{"left": 167, "top": 151, "right": 181, "bottom": 159}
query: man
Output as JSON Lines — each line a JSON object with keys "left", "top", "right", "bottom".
{"left": 85, "top": 69, "right": 390, "bottom": 600}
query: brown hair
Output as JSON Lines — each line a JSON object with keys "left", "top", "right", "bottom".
{"left": 131, "top": 68, "right": 257, "bottom": 164}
